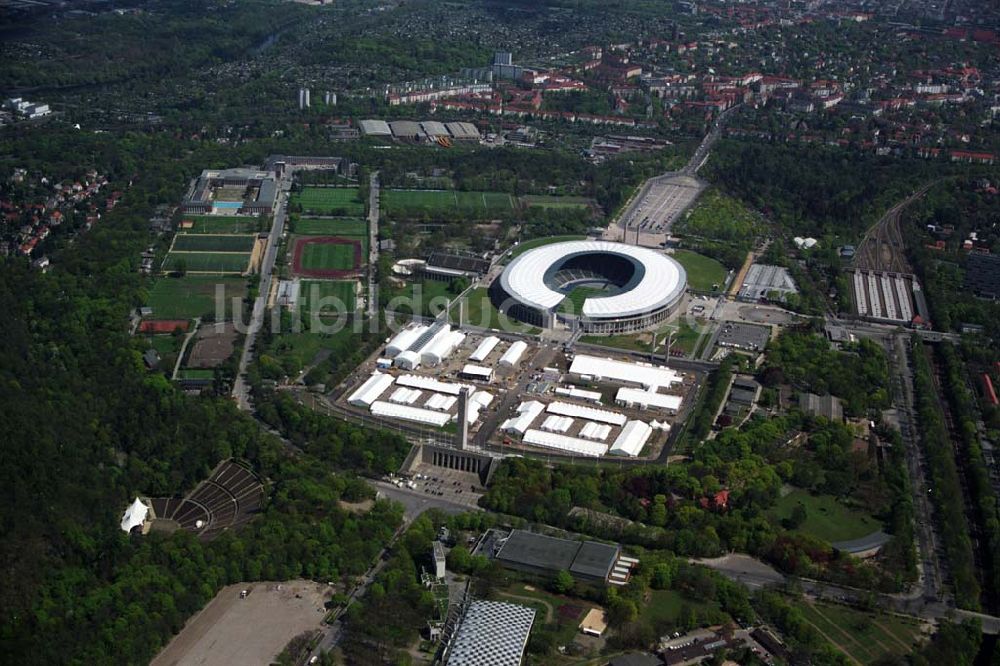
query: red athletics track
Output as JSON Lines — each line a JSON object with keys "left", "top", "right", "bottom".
{"left": 291, "top": 236, "right": 363, "bottom": 278}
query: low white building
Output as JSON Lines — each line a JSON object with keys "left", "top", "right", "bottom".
{"left": 608, "top": 420, "right": 653, "bottom": 457}
{"left": 348, "top": 372, "right": 394, "bottom": 407}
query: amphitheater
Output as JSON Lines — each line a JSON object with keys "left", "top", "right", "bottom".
{"left": 148, "top": 460, "right": 265, "bottom": 540}
{"left": 490, "top": 240, "right": 687, "bottom": 334}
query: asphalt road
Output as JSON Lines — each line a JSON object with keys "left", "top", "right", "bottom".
{"left": 367, "top": 172, "right": 379, "bottom": 319}
{"left": 233, "top": 173, "right": 291, "bottom": 411}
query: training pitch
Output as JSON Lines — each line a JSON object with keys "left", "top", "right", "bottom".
{"left": 291, "top": 236, "right": 363, "bottom": 278}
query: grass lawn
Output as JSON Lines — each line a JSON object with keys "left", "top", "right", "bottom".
{"left": 450, "top": 287, "right": 537, "bottom": 333}
{"left": 641, "top": 590, "right": 719, "bottom": 629}
{"left": 672, "top": 249, "right": 727, "bottom": 292}
{"left": 505, "top": 235, "right": 587, "bottom": 261}
{"left": 146, "top": 276, "right": 247, "bottom": 320}
{"left": 792, "top": 600, "right": 923, "bottom": 664}
{"left": 558, "top": 285, "right": 611, "bottom": 315}
{"left": 382, "top": 189, "right": 516, "bottom": 218}
{"left": 146, "top": 335, "right": 180, "bottom": 356}
{"left": 298, "top": 280, "right": 357, "bottom": 317}
{"left": 163, "top": 251, "right": 251, "bottom": 274}
{"left": 520, "top": 195, "right": 592, "bottom": 209}
{"left": 294, "top": 217, "right": 367, "bottom": 236}
{"left": 675, "top": 188, "right": 759, "bottom": 243}
{"left": 385, "top": 279, "right": 455, "bottom": 317}
{"left": 496, "top": 583, "right": 594, "bottom": 647}
{"left": 770, "top": 489, "right": 881, "bottom": 543}
{"left": 178, "top": 368, "right": 214, "bottom": 380}
{"left": 172, "top": 234, "right": 257, "bottom": 252}
{"left": 581, "top": 319, "right": 702, "bottom": 356}
{"left": 299, "top": 242, "right": 357, "bottom": 271}
{"left": 265, "top": 328, "right": 359, "bottom": 373}
{"left": 293, "top": 187, "right": 365, "bottom": 215}
{"left": 181, "top": 215, "right": 267, "bottom": 234}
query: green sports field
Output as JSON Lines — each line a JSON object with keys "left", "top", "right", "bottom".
{"left": 558, "top": 285, "right": 612, "bottom": 315}
{"left": 146, "top": 276, "right": 247, "bottom": 320}
{"left": 382, "top": 189, "right": 516, "bottom": 218}
{"left": 162, "top": 251, "right": 251, "bottom": 273}
{"left": 294, "top": 218, "right": 367, "bottom": 236}
{"left": 293, "top": 187, "right": 365, "bottom": 215}
{"left": 298, "top": 280, "right": 357, "bottom": 317}
{"left": 520, "top": 195, "right": 592, "bottom": 209}
{"left": 172, "top": 234, "right": 257, "bottom": 252}
{"left": 671, "top": 249, "right": 728, "bottom": 292}
{"left": 299, "top": 243, "right": 357, "bottom": 271}
{"left": 181, "top": 215, "right": 266, "bottom": 234}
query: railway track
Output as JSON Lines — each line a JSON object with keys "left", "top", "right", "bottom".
{"left": 854, "top": 181, "right": 941, "bottom": 274}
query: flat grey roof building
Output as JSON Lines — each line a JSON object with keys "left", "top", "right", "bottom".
{"left": 389, "top": 120, "right": 426, "bottom": 139}
{"left": 738, "top": 263, "right": 798, "bottom": 302}
{"left": 359, "top": 119, "right": 392, "bottom": 136}
{"left": 494, "top": 529, "right": 621, "bottom": 584}
{"left": 446, "top": 600, "right": 535, "bottom": 666}
{"left": 799, "top": 392, "right": 844, "bottom": 421}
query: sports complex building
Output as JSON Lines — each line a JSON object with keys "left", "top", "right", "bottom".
{"left": 490, "top": 240, "right": 687, "bottom": 334}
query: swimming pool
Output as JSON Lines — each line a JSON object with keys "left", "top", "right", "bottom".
{"left": 213, "top": 201, "right": 243, "bottom": 210}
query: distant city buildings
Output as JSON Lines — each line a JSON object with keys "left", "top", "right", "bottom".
{"left": 4, "top": 97, "right": 51, "bottom": 119}
{"left": 298, "top": 87, "right": 310, "bottom": 110}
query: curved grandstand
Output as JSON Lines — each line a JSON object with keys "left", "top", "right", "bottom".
{"left": 148, "top": 460, "right": 265, "bottom": 540}
{"left": 491, "top": 240, "right": 687, "bottom": 334}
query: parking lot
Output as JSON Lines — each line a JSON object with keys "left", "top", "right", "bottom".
{"left": 615, "top": 173, "right": 705, "bottom": 234}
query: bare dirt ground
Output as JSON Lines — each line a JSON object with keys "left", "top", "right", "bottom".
{"left": 188, "top": 322, "right": 238, "bottom": 367}
{"left": 151, "top": 580, "right": 328, "bottom": 666}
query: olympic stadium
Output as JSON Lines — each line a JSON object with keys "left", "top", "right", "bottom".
{"left": 490, "top": 240, "right": 687, "bottom": 334}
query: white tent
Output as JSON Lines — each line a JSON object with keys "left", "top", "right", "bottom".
{"left": 120, "top": 497, "right": 149, "bottom": 532}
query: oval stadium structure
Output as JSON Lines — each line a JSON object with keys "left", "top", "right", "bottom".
{"left": 490, "top": 240, "right": 687, "bottom": 334}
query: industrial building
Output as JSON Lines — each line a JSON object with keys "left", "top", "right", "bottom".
{"left": 445, "top": 600, "right": 535, "bottom": 666}
{"left": 737, "top": 263, "right": 798, "bottom": 303}
{"left": 469, "top": 336, "right": 500, "bottom": 362}
{"left": 964, "top": 253, "right": 1000, "bottom": 299}
{"left": 359, "top": 119, "right": 392, "bottom": 137}
{"left": 568, "top": 354, "right": 683, "bottom": 389}
{"left": 181, "top": 167, "right": 279, "bottom": 216}
{"left": 491, "top": 240, "right": 687, "bottom": 333}
{"left": 488, "top": 529, "right": 626, "bottom": 585}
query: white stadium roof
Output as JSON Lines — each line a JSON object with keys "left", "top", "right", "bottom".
{"left": 569, "top": 354, "right": 683, "bottom": 390}
{"left": 609, "top": 420, "right": 653, "bottom": 457}
{"left": 523, "top": 429, "right": 609, "bottom": 457}
{"left": 499, "top": 240, "right": 686, "bottom": 319}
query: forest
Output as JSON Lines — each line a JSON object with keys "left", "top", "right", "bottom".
{"left": 0, "top": 125, "right": 416, "bottom": 663}
{"left": 482, "top": 406, "right": 914, "bottom": 593}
